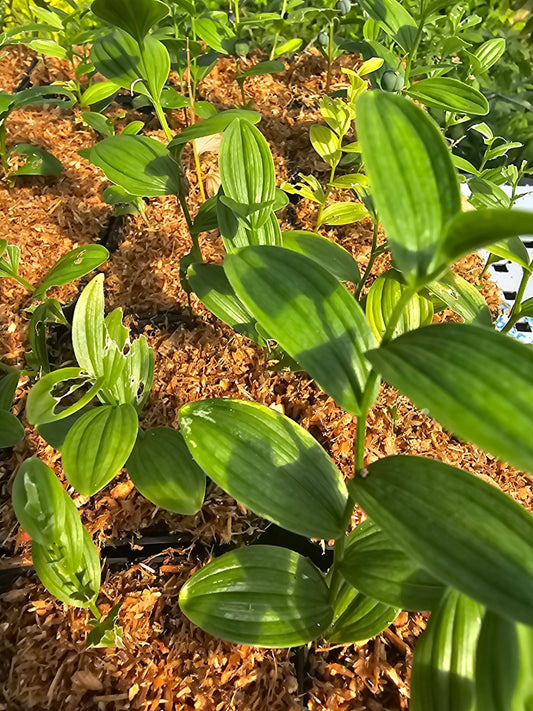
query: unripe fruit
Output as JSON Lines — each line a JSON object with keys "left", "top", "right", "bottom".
{"left": 318, "top": 31, "right": 329, "bottom": 46}
{"left": 335, "top": 0, "right": 351, "bottom": 15}
{"left": 380, "top": 70, "right": 403, "bottom": 92}
{"left": 234, "top": 38, "right": 250, "bottom": 56}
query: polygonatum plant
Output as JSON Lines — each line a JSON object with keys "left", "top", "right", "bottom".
{"left": 176, "top": 90, "right": 533, "bottom": 709}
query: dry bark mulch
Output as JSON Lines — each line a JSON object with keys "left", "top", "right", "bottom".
{"left": 0, "top": 45, "right": 528, "bottom": 711}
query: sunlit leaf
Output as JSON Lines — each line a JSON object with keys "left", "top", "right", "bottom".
{"left": 281, "top": 230, "right": 360, "bottom": 284}
{"left": 8, "top": 144, "right": 63, "bottom": 177}
{"left": 406, "top": 78, "right": 489, "bottom": 115}
{"left": 327, "top": 582, "right": 399, "bottom": 644}
{"left": 34, "top": 245, "right": 108, "bottom": 298}
{"left": 91, "top": 0, "right": 168, "bottom": 43}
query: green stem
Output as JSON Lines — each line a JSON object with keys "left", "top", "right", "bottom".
{"left": 269, "top": 0, "right": 288, "bottom": 60}
{"left": 234, "top": 0, "right": 240, "bottom": 24}
{"left": 14, "top": 274, "right": 35, "bottom": 292}
{"left": 0, "top": 121, "right": 9, "bottom": 177}
{"left": 315, "top": 165, "right": 336, "bottom": 230}
{"left": 326, "top": 21, "right": 334, "bottom": 93}
{"left": 501, "top": 265, "right": 531, "bottom": 334}
{"left": 354, "top": 218, "right": 379, "bottom": 300}
{"left": 89, "top": 600, "right": 101, "bottom": 619}
{"left": 152, "top": 100, "right": 173, "bottom": 143}
{"left": 403, "top": 1, "right": 429, "bottom": 86}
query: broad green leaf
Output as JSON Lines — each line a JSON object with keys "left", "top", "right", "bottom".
{"left": 187, "top": 263, "right": 259, "bottom": 342}
{"left": 340, "top": 519, "right": 445, "bottom": 611}
{"left": 26, "top": 299, "right": 68, "bottom": 374}
{"left": 12, "top": 85, "right": 75, "bottom": 111}
{"left": 62, "top": 404, "right": 138, "bottom": 495}
{"left": 141, "top": 36, "right": 170, "bottom": 100}
{"left": 329, "top": 173, "right": 370, "bottom": 190}
{"left": 281, "top": 230, "right": 361, "bottom": 284}
{"left": 487, "top": 237, "right": 530, "bottom": 271}
{"left": 350, "top": 455, "right": 533, "bottom": 625}
{"left": 105, "top": 334, "right": 154, "bottom": 411}
{"left": 37, "top": 406, "right": 94, "bottom": 450}
{"left": 366, "top": 323, "right": 533, "bottom": 474}
{"left": 32, "top": 527, "right": 100, "bottom": 607}
{"left": 195, "top": 16, "right": 235, "bottom": 54}
{"left": 26, "top": 367, "right": 104, "bottom": 426}
{"left": 357, "top": 92, "right": 460, "bottom": 284}
{"left": 219, "top": 120, "right": 276, "bottom": 230}
{"left": 410, "top": 589, "right": 483, "bottom": 711}
{"left": 0, "top": 244, "right": 20, "bottom": 279}
{"left": 219, "top": 207, "right": 283, "bottom": 252}
{"left": 25, "top": 39, "right": 68, "bottom": 59}
{"left": 168, "top": 109, "right": 261, "bottom": 151}
{"left": 475, "top": 612, "right": 533, "bottom": 711}
{"left": 12, "top": 458, "right": 83, "bottom": 566}
{"left": 406, "top": 78, "right": 489, "bottom": 116}
{"left": 180, "top": 399, "right": 348, "bottom": 539}
{"left": 424, "top": 271, "right": 491, "bottom": 326}
{"left": 8, "top": 144, "right": 63, "bottom": 177}
{"left": 81, "top": 81, "right": 121, "bottom": 107}
{"left": 34, "top": 245, "right": 108, "bottom": 298}
{"left": 72, "top": 274, "right": 106, "bottom": 379}
{"left": 516, "top": 297, "right": 533, "bottom": 319}
{"left": 87, "top": 135, "right": 181, "bottom": 197}
{"left": 273, "top": 38, "right": 302, "bottom": 59}
{"left": 320, "top": 96, "right": 352, "bottom": 137}
{"left": 121, "top": 121, "right": 144, "bottom": 135}
{"left": 126, "top": 427, "right": 205, "bottom": 514}
{"left": 225, "top": 246, "right": 378, "bottom": 416}
{"left": 327, "top": 583, "right": 399, "bottom": 644}
{"left": 240, "top": 60, "right": 285, "bottom": 79}
{"left": 179, "top": 545, "right": 332, "bottom": 647}
{"left": 357, "top": 0, "right": 417, "bottom": 51}
{"left": 474, "top": 38, "right": 506, "bottom": 74}
{"left": 0, "top": 367, "right": 20, "bottom": 411}
{"left": 317, "top": 202, "right": 369, "bottom": 227}
{"left": 0, "top": 410, "right": 24, "bottom": 448}
{"left": 310, "top": 125, "right": 341, "bottom": 169}
{"left": 87, "top": 603, "right": 123, "bottom": 648}
{"left": 366, "top": 270, "right": 434, "bottom": 341}
{"left": 91, "top": 0, "right": 168, "bottom": 43}
{"left": 435, "top": 210, "right": 533, "bottom": 268}
{"left": 0, "top": 92, "right": 14, "bottom": 116}
{"left": 82, "top": 111, "right": 113, "bottom": 137}
{"left": 90, "top": 31, "right": 150, "bottom": 96}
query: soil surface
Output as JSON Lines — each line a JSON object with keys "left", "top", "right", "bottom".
{"left": 0, "top": 45, "right": 529, "bottom": 711}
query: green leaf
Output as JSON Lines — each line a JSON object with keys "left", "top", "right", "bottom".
{"left": 350, "top": 455, "right": 533, "bottom": 625}
{"left": 225, "top": 246, "right": 378, "bottom": 416}
{"left": 240, "top": 60, "right": 285, "bottom": 79}
{"left": 474, "top": 38, "right": 506, "bottom": 74}
{"left": 126, "top": 427, "right": 205, "bottom": 514}
{"left": 25, "top": 39, "right": 68, "bottom": 59}
{"left": 0, "top": 367, "right": 20, "bottom": 411}
{"left": 0, "top": 410, "right": 24, "bottom": 448}
{"left": 36, "top": 406, "right": 94, "bottom": 450}
{"left": 179, "top": 545, "right": 333, "bottom": 647}
{"left": 357, "top": 91, "right": 460, "bottom": 284}
{"left": 11, "top": 85, "right": 75, "bottom": 111}
{"left": 80, "top": 81, "right": 121, "bottom": 107}
{"left": 90, "top": 31, "right": 150, "bottom": 96}
{"left": 87, "top": 135, "right": 181, "bottom": 197}
{"left": 26, "top": 367, "right": 104, "bottom": 426}
{"left": 141, "top": 37, "right": 170, "bottom": 100}
{"left": 87, "top": 603, "right": 123, "bottom": 648}
{"left": 187, "top": 262, "right": 259, "bottom": 342}
{"left": 410, "top": 589, "right": 483, "bottom": 711}
{"left": 72, "top": 274, "right": 106, "bottom": 379}
{"left": 26, "top": 298, "right": 68, "bottom": 374}
{"left": 219, "top": 120, "right": 276, "bottom": 231}
{"left": 318, "top": 201, "right": 369, "bottom": 227}
{"left": 310, "top": 125, "right": 341, "bottom": 169}
{"left": 281, "top": 230, "right": 360, "bottom": 284}
{"left": 366, "top": 270, "right": 434, "bottom": 341}
{"left": 406, "top": 78, "right": 489, "bottom": 116}
{"left": 168, "top": 109, "right": 261, "bottom": 151}
{"left": 91, "top": 0, "right": 168, "bottom": 43}
{"left": 8, "top": 144, "right": 63, "bottom": 177}
{"left": 0, "top": 244, "right": 20, "bottom": 279}
{"left": 357, "top": 0, "right": 417, "bottom": 51}
{"left": 273, "top": 38, "right": 302, "bottom": 58}
{"left": 424, "top": 271, "right": 491, "bottom": 326}
{"left": 195, "top": 16, "right": 235, "bottom": 54}
{"left": 34, "top": 245, "right": 108, "bottom": 299}
{"left": 62, "top": 404, "right": 138, "bottom": 495}
{"left": 180, "top": 398, "right": 348, "bottom": 539}
{"left": 475, "top": 612, "right": 533, "bottom": 711}
{"left": 327, "top": 583, "right": 399, "bottom": 644}
{"left": 435, "top": 210, "right": 533, "bottom": 268}
{"left": 340, "top": 519, "right": 445, "bottom": 611}
{"left": 32, "top": 527, "right": 100, "bottom": 607}
{"left": 82, "top": 111, "right": 114, "bottom": 137}
{"left": 366, "top": 323, "right": 533, "bottom": 474}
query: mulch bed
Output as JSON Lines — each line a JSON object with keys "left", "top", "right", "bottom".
{"left": 0, "top": 44, "right": 529, "bottom": 711}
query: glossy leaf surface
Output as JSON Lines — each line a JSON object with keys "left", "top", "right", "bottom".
{"left": 357, "top": 92, "right": 460, "bottom": 284}
{"left": 87, "top": 136, "right": 181, "bottom": 197}
{"left": 327, "top": 582, "right": 399, "bottom": 644}
{"left": 410, "top": 589, "right": 483, "bottom": 711}
{"left": 340, "top": 519, "right": 445, "bottom": 611}
{"left": 406, "top": 78, "right": 489, "bottom": 115}
{"left": 126, "top": 427, "right": 205, "bottom": 514}
{"left": 350, "top": 455, "right": 533, "bottom": 625}
{"left": 187, "top": 263, "right": 259, "bottom": 342}
{"left": 281, "top": 231, "right": 360, "bottom": 284}
{"left": 225, "top": 246, "right": 378, "bottom": 416}
{"left": 366, "top": 323, "right": 533, "bottom": 474}
{"left": 180, "top": 399, "right": 348, "bottom": 539}
{"left": 0, "top": 410, "right": 24, "bottom": 448}
{"left": 72, "top": 274, "right": 106, "bottom": 379}
{"left": 317, "top": 202, "right": 369, "bottom": 227}
{"left": 0, "top": 368, "right": 20, "bottom": 411}
{"left": 34, "top": 245, "right": 108, "bottom": 298}
{"left": 180, "top": 545, "right": 332, "bottom": 646}
{"left": 91, "top": 0, "right": 168, "bottom": 43}
{"left": 8, "top": 144, "right": 63, "bottom": 176}
{"left": 424, "top": 271, "right": 491, "bottom": 326}
{"left": 62, "top": 404, "right": 138, "bottom": 495}
{"left": 357, "top": 0, "right": 417, "bottom": 51}
{"left": 26, "top": 367, "right": 103, "bottom": 425}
